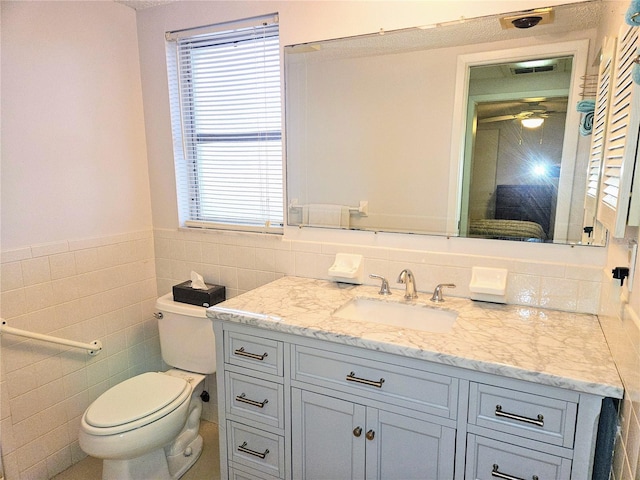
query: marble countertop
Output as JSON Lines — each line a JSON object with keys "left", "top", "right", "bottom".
{"left": 207, "top": 276, "right": 623, "bottom": 398}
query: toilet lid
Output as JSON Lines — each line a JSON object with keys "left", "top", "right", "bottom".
{"left": 85, "top": 372, "right": 189, "bottom": 428}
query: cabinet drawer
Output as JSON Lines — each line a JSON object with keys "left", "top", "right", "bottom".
{"left": 292, "top": 345, "right": 457, "bottom": 419}
{"left": 225, "top": 330, "right": 284, "bottom": 376}
{"left": 229, "top": 465, "right": 281, "bottom": 480}
{"left": 469, "top": 383, "right": 577, "bottom": 447}
{"left": 227, "top": 421, "right": 285, "bottom": 479}
{"left": 466, "top": 434, "right": 571, "bottom": 480}
{"left": 225, "top": 371, "right": 285, "bottom": 429}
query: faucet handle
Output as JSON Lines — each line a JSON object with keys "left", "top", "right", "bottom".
{"left": 430, "top": 283, "right": 456, "bottom": 303}
{"left": 369, "top": 274, "right": 392, "bottom": 295}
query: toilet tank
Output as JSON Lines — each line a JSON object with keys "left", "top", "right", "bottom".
{"left": 155, "top": 293, "right": 216, "bottom": 374}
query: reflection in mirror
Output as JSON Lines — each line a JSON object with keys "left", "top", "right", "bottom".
{"left": 461, "top": 58, "right": 571, "bottom": 243}
{"left": 285, "top": 1, "right": 606, "bottom": 246}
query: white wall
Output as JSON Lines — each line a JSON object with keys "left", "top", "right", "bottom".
{"left": 1, "top": 2, "right": 159, "bottom": 479}
{"left": 287, "top": 47, "right": 458, "bottom": 233}
{"left": 1, "top": 1, "right": 152, "bottom": 251}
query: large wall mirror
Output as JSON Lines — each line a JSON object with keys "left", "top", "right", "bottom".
{"left": 285, "top": 0, "right": 607, "bottom": 246}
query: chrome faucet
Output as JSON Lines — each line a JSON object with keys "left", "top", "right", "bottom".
{"left": 397, "top": 269, "right": 418, "bottom": 300}
{"left": 430, "top": 283, "right": 456, "bottom": 303}
{"left": 369, "top": 274, "right": 392, "bottom": 295}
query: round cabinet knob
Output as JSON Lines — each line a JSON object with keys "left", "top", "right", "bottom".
{"left": 365, "top": 430, "right": 375, "bottom": 441}
{"left": 353, "top": 426, "right": 362, "bottom": 437}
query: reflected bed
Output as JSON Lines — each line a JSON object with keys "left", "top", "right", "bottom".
{"left": 468, "top": 219, "right": 547, "bottom": 242}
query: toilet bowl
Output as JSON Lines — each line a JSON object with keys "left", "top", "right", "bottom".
{"left": 79, "top": 294, "right": 216, "bottom": 480}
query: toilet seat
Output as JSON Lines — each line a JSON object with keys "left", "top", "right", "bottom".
{"left": 83, "top": 372, "right": 191, "bottom": 436}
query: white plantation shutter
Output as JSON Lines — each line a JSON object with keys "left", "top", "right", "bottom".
{"left": 166, "top": 15, "right": 283, "bottom": 232}
{"left": 585, "top": 39, "right": 615, "bottom": 204}
{"left": 597, "top": 24, "right": 640, "bottom": 238}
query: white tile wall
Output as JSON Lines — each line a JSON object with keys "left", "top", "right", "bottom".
{"left": 595, "top": 230, "right": 640, "bottom": 480}
{"left": 600, "top": 299, "right": 640, "bottom": 480}
{"left": 154, "top": 228, "right": 604, "bottom": 314}
{"left": 0, "top": 230, "right": 159, "bottom": 479}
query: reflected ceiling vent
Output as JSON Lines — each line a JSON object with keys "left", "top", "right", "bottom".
{"left": 512, "top": 64, "right": 556, "bottom": 75}
{"left": 504, "top": 57, "right": 570, "bottom": 77}
{"left": 499, "top": 8, "right": 554, "bottom": 30}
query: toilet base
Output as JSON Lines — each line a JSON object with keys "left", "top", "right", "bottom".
{"left": 103, "top": 448, "right": 171, "bottom": 480}
{"left": 101, "top": 434, "right": 203, "bottom": 480}
{"left": 166, "top": 434, "right": 203, "bottom": 479}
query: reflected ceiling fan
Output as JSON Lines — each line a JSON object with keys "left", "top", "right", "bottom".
{"left": 478, "top": 102, "right": 563, "bottom": 128}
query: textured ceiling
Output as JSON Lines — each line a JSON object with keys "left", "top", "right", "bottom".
{"left": 116, "top": 0, "right": 176, "bottom": 10}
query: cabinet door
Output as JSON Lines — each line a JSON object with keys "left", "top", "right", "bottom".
{"left": 292, "top": 389, "right": 366, "bottom": 480}
{"left": 292, "top": 389, "right": 457, "bottom": 480}
{"left": 366, "top": 409, "right": 456, "bottom": 480}
{"left": 597, "top": 23, "right": 640, "bottom": 237}
{"left": 584, "top": 35, "right": 616, "bottom": 243}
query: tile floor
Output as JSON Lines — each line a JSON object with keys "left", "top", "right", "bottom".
{"left": 53, "top": 421, "right": 220, "bottom": 480}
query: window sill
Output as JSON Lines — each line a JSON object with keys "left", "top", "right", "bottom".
{"left": 183, "top": 220, "right": 283, "bottom": 235}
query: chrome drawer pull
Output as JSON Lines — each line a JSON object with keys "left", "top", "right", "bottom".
{"left": 346, "top": 371, "right": 385, "bottom": 388}
{"left": 234, "top": 347, "right": 268, "bottom": 361}
{"left": 492, "top": 464, "right": 538, "bottom": 480}
{"left": 495, "top": 405, "right": 544, "bottom": 427}
{"left": 238, "top": 441, "right": 269, "bottom": 459}
{"left": 236, "top": 393, "right": 269, "bottom": 408}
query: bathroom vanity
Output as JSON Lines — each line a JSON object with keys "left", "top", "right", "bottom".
{"left": 208, "top": 276, "right": 623, "bottom": 479}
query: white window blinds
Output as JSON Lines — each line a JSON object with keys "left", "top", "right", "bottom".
{"left": 166, "top": 15, "right": 283, "bottom": 232}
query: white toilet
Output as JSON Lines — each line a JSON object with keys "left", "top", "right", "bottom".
{"left": 79, "top": 293, "right": 216, "bottom": 480}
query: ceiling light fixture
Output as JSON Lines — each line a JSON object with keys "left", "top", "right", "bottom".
{"left": 521, "top": 117, "right": 545, "bottom": 129}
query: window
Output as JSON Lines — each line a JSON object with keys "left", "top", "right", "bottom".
{"left": 166, "top": 14, "right": 283, "bottom": 232}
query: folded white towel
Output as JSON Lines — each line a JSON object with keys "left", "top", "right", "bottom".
{"left": 307, "top": 204, "right": 350, "bottom": 227}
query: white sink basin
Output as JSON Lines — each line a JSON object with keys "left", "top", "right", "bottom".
{"left": 333, "top": 297, "right": 458, "bottom": 333}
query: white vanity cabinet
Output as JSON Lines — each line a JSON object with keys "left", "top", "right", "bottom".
{"left": 214, "top": 321, "right": 610, "bottom": 480}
